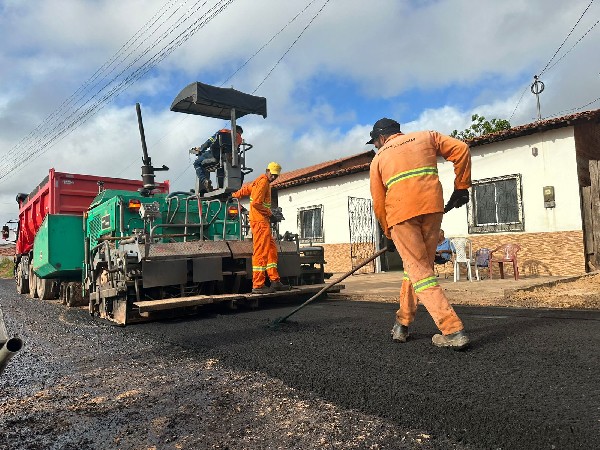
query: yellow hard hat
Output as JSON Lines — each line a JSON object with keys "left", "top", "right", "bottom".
{"left": 267, "top": 162, "right": 281, "bottom": 175}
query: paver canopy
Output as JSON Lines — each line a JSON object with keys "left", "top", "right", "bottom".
{"left": 170, "top": 82, "right": 267, "bottom": 119}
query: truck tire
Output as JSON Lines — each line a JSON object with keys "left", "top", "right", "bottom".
{"left": 28, "top": 265, "right": 38, "bottom": 299}
{"left": 66, "top": 282, "right": 83, "bottom": 307}
{"left": 16, "top": 261, "right": 29, "bottom": 294}
{"left": 37, "top": 278, "right": 56, "bottom": 300}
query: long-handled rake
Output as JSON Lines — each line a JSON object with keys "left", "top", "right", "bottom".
{"left": 271, "top": 247, "right": 389, "bottom": 327}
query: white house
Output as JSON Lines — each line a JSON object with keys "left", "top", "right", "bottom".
{"left": 272, "top": 109, "right": 600, "bottom": 276}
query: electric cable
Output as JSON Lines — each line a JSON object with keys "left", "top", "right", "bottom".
{"left": 544, "top": 96, "right": 600, "bottom": 118}
{"left": 538, "top": 0, "right": 594, "bottom": 77}
{"left": 168, "top": 0, "right": 330, "bottom": 185}
{"left": 220, "top": 0, "right": 319, "bottom": 88}
{"left": 508, "top": 84, "right": 530, "bottom": 122}
{"left": 253, "top": 0, "right": 331, "bottom": 94}
{"left": 510, "top": 0, "right": 597, "bottom": 121}
{"left": 0, "top": 0, "right": 187, "bottom": 175}
{"left": 11, "top": 0, "right": 216, "bottom": 170}
{"left": 544, "top": 19, "right": 599, "bottom": 74}
{"left": 0, "top": 0, "right": 236, "bottom": 182}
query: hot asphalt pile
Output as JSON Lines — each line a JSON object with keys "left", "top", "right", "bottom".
{"left": 1, "top": 278, "right": 599, "bottom": 449}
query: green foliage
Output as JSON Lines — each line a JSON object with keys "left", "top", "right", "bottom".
{"left": 451, "top": 114, "right": 511, "bottom": 141}
{"left": 0, "top": 258, "right": 14, "bottom": 279}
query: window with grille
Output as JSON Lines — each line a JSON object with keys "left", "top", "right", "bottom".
{"left": 467, "top": 174, "right": 524, "bottom": 233}
{"left": 298, "top": 205, "right": 324, "bottom": 243}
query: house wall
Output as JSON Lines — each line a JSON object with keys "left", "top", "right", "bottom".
{"left": 436, "top": 126, "right": 586, "bottom": 276}
{"left": 276, "top": 127, "right": 586, "bottom": 275}
{"left": 277, "top": 172, "right": 372, "bottom": 244}
{"left": 438, "top": 127, "right": 582, "bottom": 234}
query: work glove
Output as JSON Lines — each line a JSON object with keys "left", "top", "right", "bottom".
{"left": 270, "top": 207, "right": 284, "bottom": 223}
{"left": 444, "top": 189, "right": 470, "bottom": 213}
{"left": 385, "top": 237, "right": 396, "bottom": 253}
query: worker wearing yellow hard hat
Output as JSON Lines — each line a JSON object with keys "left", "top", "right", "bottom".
{"left": 232, "top": 162, "right": 289, "bottom": 294}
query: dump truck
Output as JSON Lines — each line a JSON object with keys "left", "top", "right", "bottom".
{"left": 12, "top": 168, "right": 169, "bottom": 304}
{"left": 10, "top": 82, "right": 339, "bottom": 325}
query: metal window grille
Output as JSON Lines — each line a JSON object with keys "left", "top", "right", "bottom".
{"left": 467, "top": 174, "right": 524, "bottom": 233}
{"left": 348, "top": 197, "right": 376, "bottom": 273}
{"left": 298, "top": 205, "right": 324, "bottom": 243}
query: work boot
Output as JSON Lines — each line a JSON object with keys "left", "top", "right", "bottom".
{"left": 432, "top": 330, "right": 470, "bottom": 350}
{"left": 202, "top": 179, "right": 213, "bottom": 192}
{"left": 252, "top": 285, "right": 275, "bottom": 294}
{"left": 270, "top": 280, "right": 291, "bottom": 291}
{"left": 391, "top": 322, "right": 409, "bottom": 343}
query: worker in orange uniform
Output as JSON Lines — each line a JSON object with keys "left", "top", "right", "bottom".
{"left": 368, "top": 118, "right": 471, "bottom": 350}
{"left": 232, "top": 162, "right": 290, "bottom": 294}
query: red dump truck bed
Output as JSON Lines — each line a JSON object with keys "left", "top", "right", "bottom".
{"left": 15, "top": 169, "right": 170, "bottom": 255}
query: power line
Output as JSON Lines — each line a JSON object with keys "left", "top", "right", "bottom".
{"left": 508, "top": 84, "right": 530, "bottom": 122}
{"left": 0, "top": 0, "right": 237, "bottom": 183}
{"left": 0, "top": 0, "right": 187, "bottom": 176}
{"left": 544, "top": 19, "right": 600, "bottom": 74}
{"left": 220, "top": 0, "right": 319, "bottom": 88}
{"left": 544, "top": 96, "right": 600, "bottom": 118}
{"left": 168, "top": 0, "right": 331, "bottom": 186}
{"left": 13, "top": 0, "right": 220, "bottom": 172}
{"left": 538, "top": 0, "right": 595, "bottom": 77}
{"left": 510, "top": 0, "right": 598, "bottom": 121}
{"left": 253, "top": 0, "right": 331, "bottom": 94}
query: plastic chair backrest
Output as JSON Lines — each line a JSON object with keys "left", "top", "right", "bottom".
{"left": 475, "top": 248, "right": 490, "bottom": 267}
{"left": 492, "top": 243, "right": 521, "bottom": 261}
{"left": 449, "top": 237, "right": 471, "bottom": 263}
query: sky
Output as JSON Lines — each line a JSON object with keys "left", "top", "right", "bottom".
{"left": 1, "top": 0, "right": 599, "bottom": 241}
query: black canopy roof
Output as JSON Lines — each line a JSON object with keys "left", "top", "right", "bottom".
{"left": 170, "top": 82, "right": 267, "bottom": 119}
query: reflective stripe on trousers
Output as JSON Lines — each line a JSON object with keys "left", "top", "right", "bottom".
{"left": 250, "top": 221, "right": 280, "bottom": 289}
{"left": 392, "top": 213, "right": 464, "bottom": 335}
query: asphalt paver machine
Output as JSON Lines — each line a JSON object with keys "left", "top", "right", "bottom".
{"left": 85, "top": 82, "right": 338, "bottom": 325}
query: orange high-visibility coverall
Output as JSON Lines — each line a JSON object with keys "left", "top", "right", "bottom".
{"left": 370, "top": 130, "right": 471, "bottom": 335}
{"left": 232, "top": 174, "right": 281, "bottom": 289}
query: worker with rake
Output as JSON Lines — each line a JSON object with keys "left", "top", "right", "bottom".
{"left": 368, "top": 118, "right": 471, "bottom": 350}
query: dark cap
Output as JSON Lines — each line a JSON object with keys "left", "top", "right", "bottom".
{"left": 366, "top": 118, "right": 401, "bottom": 144}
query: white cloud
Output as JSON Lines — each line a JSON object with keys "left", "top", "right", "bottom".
{"left": 1, "top": 0, "right": 599, "bottom": 230}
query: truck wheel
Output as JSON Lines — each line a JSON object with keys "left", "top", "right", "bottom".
{"left": 16, "top": 262, "right": 29, "bottom": 294}
{"left": 66, "top": 282, "right": 83, "bottom": 307}
{"left": 28, "top": 265, "right": 38, "bottom": 299}
{"left": 37, "top": 278, "right": 56, "bottom": 300}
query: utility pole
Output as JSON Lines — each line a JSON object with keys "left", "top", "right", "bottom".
{"left": 531, "top": 75, "right": 545, "bottom": 121}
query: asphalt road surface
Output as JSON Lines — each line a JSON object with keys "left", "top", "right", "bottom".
{"left": 1, "top": 278, "right": 599, "bottom": 449}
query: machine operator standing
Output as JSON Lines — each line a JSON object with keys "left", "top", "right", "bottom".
{"left": 232, "top": 162, "right": 290, "bottom": 294}
{"left": 367, "top": 118, "right": 471, "bottom": 349}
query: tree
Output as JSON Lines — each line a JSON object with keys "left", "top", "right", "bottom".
{"left": 450, "top": 114, "right": 511, "bottom": 141}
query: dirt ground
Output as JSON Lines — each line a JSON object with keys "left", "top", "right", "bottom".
{"left": 505, "top": 273, "right": 600, "bottom": 308}
{"left": 336, "top": 271, "right": 600, "bottom": 310}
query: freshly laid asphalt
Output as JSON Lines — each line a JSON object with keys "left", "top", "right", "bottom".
{"left": 1, "top": 277, "right": 599, "bottom": 449}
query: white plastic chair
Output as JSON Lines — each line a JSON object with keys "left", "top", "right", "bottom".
{"left": 449, "top": 237, "right": 473, "bottom": 282}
